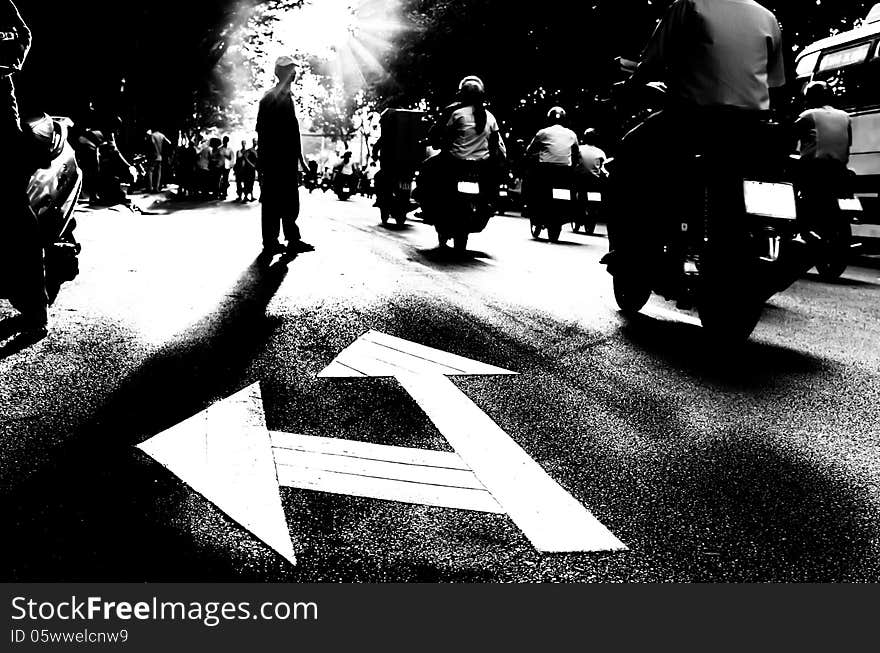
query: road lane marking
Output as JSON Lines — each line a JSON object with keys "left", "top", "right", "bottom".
{"left": 276, "top": 465, "right": 504, "bottom": 514}
{"left": 320, "top": 332, "right": 626, "bottom": 554}
{"left": 395, "top": 372, "right": 625, "bottom": 554}
{"left": 138, "top": 331, "right": 626, "bottom": 564}
{"left": 137, "top": 385, "right": 296, "bottom": 566}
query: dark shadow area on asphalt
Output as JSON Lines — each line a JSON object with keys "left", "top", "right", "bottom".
{"left": 528, "top": 239, "right": 585, "bottom": 247}
{"left": 413, "top": 246, "right": 494, "bottom": 268}
{"left": 801, "top": 272, "right": 877, "bottom": 288}
{"left": 1, "top": 256, "right": 294, "bottom": 581}
{"left": 616, "top": 311, "right": 829, "bottom": 388}
{"left": 379, "top": 223, "right": 415, "bottom": 233}
{"left": 664, "top": 434, "right": 878, "bottom": 581}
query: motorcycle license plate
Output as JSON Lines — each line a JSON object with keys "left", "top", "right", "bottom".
{"left": 458, "top": 181, "right": 480, "bottom": 195}
{"left": 587, "top": 192, "right": 603, "bottom": 202}
{"left": 838, "top": 198, "right": 863, "bottom": 212}
{"left": 499, "top": 190, "right": 508, "bottom": 197}
{"left": 552, "top": 188, "right": 571, "bottom": 201}
{"left": 343, "top": 187, "right": 351, "bottom": 193}
{"left": 743, "top": 181, "right": 797, "bottom": 220}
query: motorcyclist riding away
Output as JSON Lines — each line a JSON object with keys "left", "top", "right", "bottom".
{"left": 609, "top": 0, "right": 787, "bottom": 258}
{"left": 418, "top": 76, "right": 507, "bottom": 221}
{"left": 524, "top": 106, "right": 579, "bottom": 216}
{"left": 794, "top": 81, "right": 853, "bottom": 232}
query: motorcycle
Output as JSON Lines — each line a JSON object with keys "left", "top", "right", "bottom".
{"left": 334, "top": 172, "right": 356, "bottom": 201}
{"left": 376, "top": 109, "right": 429, "bottom": 227}
{"left": 794, "top": 159, "right": 861, "bottom": 282}
{"left": 1, "top": 114, "right": 83, "bottom": 309}
{"left": 525, "top": 164, "right": 577, "bottom": 243}
{"left": 426, "top": 159, "right": 493, "bottom": 252}
{"left": 572, "top": 172, "right": 607, "bottom": 235}
{"left": 601, "top": 81, "right": 815, "bottom": 342}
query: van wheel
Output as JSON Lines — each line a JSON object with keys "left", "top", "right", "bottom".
{"left": 613, "top": 274, "right": 651, "bottom": 315}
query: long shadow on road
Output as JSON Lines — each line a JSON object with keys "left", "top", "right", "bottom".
{"left": 2, "top": 258, "right": 293, "bottom": 581}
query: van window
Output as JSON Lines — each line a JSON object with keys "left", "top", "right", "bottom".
{"left": 815, "top": 50, "right": 880, "bottom": 110}
{"left": 796, "top": 51, "right": 821, "bottom": 77}
{"left": 818, "top": 42, "right": 873, "bottom": 73}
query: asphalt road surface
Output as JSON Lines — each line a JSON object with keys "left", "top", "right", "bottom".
{"left": 2, "top": 189, "right": 879, "bottom": 582}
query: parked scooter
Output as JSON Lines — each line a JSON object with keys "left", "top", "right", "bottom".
{"left": 601, "top": 81, "right": 815, "bottom": 342}
{"left": 1, "top": 114, "right": 83, "bottom": 308}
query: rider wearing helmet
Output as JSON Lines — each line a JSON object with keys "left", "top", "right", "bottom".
{"left": 610, "top": 0, "right": 787, "bottom": 257}
{"left": 523, "top": 106, "right": 580, "bottom": 217}
{"left": 526, "top": 107, "right": 580, "bottom": 166}
{"left": 419, "top": 76, "right": 507, "bottom": 220}
{"left": 435, "top": 76, "right": 506, "bottom": 164}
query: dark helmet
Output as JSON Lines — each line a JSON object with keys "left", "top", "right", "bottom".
{"left": 804, "top": 81, "right": 834, "bottom": 108}
{"left": 458, "top": 75, "right": 486, "bottom": 102}
{"left": 582, "top": 128, "right": 599, "bottom": 144}
{"left": 547, "top": 106, "right": 567, "bottom": 125}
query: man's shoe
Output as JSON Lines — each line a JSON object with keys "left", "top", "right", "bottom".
{"left": 287, "top": 240, "right": 315, "bottom": 254}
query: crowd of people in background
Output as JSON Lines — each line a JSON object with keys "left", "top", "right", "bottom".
{"left": 72, "top": 120, "right": 385, "bottom": 209}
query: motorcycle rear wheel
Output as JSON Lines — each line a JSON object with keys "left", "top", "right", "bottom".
{"left": 613, "top": 274, "right": 651, "bottom": 315}
{"left": 816, "top": 221, "right": 852, "bottom": 282}
{"left": 531, "top": 224, "right": 542, "bottom": 240}
{"left": 380, "top": 209, "right": 390, "bottom": 225}
{"left": 547, "top": 225, "right": 562, "bottom": 243}
{"left": 454, "top": 233, "right": 469, "bottom": 252}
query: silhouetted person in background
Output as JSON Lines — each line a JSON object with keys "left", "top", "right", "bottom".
{"left": 256, "top": 55, "right": 311, "bottom": 258}
{"left": 0, "top": 0, "right": 49, "bottom": 340}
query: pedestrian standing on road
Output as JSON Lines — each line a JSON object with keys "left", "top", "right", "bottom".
{"left": 219, "top": 135, "right": 235, "bottom": 199}
{"left": 256, "top": 55, "right": 312, "bottom": 257}
{"left": 146, "top": 128, "right": 171, "bottom": 193}
{"left": 234, "top": 139, "right": 248, "bottom": 201}
{"left": 0, "top": 0, "right": 49, "bottom": 341}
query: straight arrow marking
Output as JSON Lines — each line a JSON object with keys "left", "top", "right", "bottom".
{"left": 395, "top": 372, "right": 626, "bottom": 553}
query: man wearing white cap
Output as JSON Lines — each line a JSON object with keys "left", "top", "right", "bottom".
{"left": 256, "top": 55, "right": 312, "bottom": 258}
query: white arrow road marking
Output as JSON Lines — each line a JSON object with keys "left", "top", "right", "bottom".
{"left": 318, "top": 330, "right": 517, "bottom": 378}
{"left": 270, "top": 431, "right": 503, "bottom": 514}
{"left": 137, "top": 384, "right": 297, "bottom": 566}
{"left": 395, "top": 373, "right": 626, "bottom": 553}
{"left": 320, "top": 331, "right": 626, "bottom": 554}
{"left": 137, "top": 331, "right": 625, "bottom": 563}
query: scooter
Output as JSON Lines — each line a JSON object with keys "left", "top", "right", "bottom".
{"left": 433, "top": 160, "right": 493, "bottom": 252}
{"left": 334, "top": 172, "right": 356, "bottom": 201}
{"left": 601, "top": 81, "right": 815, "bottom": 342}
{"left": 525, "top": 164, "right": 577, "bottom": 243}
{"left": 794, "top": 160, "right": 862, "bottom": 282}
{"left": 1, "top": 114, "right": 83, "bottom": 308}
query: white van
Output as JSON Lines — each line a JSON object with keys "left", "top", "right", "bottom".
{"left": 795, "top": 3, "right": 880, "bottom": 242}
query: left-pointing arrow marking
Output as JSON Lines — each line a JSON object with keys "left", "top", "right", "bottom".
{"left": 137, "top": 384, "right": 297, "bottom": 566}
